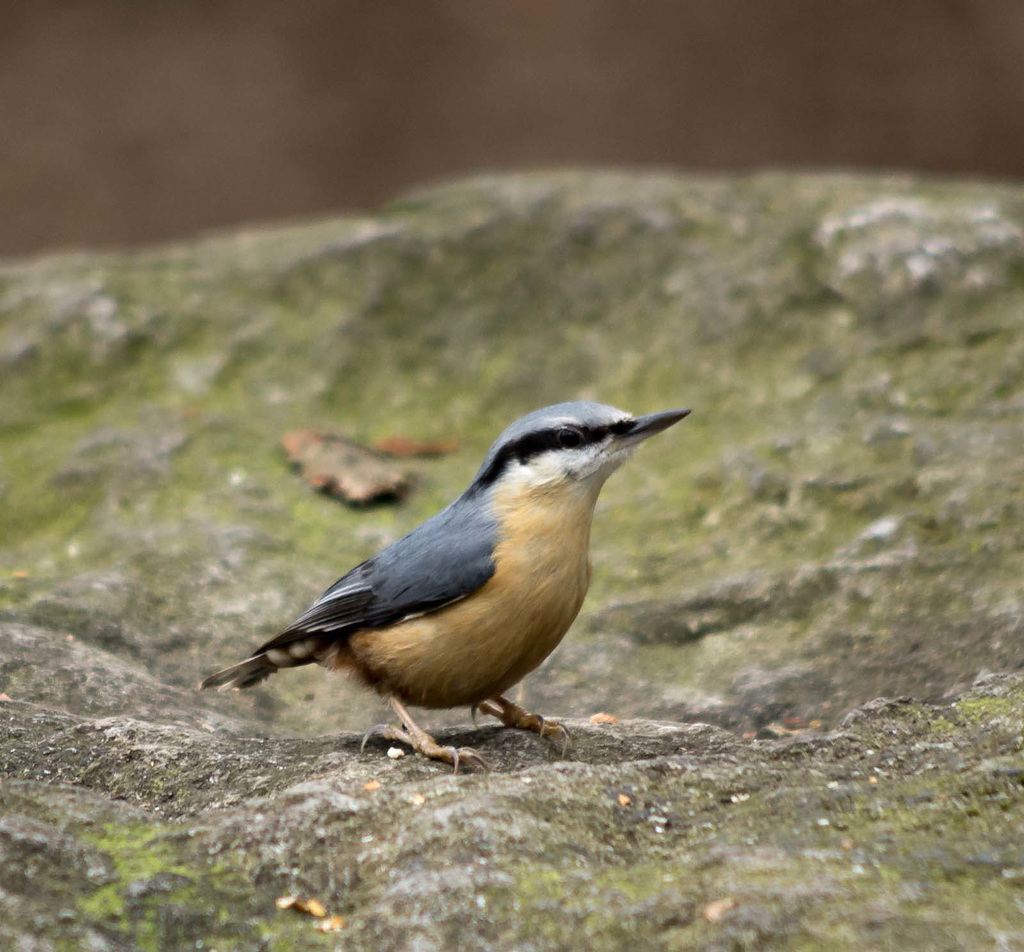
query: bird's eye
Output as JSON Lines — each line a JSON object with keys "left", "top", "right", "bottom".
{"left": 557, "top": 427, "right": 584, "bottom": 449}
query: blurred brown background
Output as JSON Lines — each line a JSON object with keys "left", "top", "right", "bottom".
{"left": 3, "top": 0, "right": 1024, "bottom": 256}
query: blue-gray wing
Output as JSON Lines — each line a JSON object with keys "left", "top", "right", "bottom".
{"left": 252, "top": 495, "right": 497, "bottom": 653}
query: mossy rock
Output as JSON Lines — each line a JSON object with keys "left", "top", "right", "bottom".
{"left": 1, "top": 171, "right": 1023, "bottom": 949}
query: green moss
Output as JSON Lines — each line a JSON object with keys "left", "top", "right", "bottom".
{"left": 76, "top": 825, "right": 237, "bottom": 949}
{"left": 954, "top": 696, "right": 1015, "bottom": 723}
{"left": 77, "top": 825, "right": 195, "bottom": 920}
{"left": 69, "top": 822, "right": 348, "bottom": 951}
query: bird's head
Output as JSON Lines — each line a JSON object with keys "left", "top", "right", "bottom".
{"left": 469, "top": 401, "right": 690, "bottom": 497}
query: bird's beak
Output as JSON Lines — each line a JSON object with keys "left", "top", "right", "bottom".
{"left": 616, "top": 408, "right": 691, "bottom": 446}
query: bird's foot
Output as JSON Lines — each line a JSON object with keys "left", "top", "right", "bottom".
{"left": 362, "top": 699, "right": 490, "bottom": 774}
{"left": 478, "top": 695, "right": 571, "bottom": 756}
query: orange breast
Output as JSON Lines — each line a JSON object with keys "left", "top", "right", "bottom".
{"left": 348, "top": 476, "right": 599, "bottom": 708}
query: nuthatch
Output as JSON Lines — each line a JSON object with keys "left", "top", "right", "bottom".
{"left": 201, "top": 402, "right": 689, "bottom": 771}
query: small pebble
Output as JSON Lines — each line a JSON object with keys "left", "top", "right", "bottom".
{"left": 703, "top": 897, "right": 737, "bottom": 923}
{"left": 387, "top": 747, "right": 405, "bottom": 759}
{"left": 859, "top": 516, "right": 901, "bottom": 542}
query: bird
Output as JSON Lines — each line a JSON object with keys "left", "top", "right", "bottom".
{"left": 200, "top": 401, "right": 689, "bottom": 771}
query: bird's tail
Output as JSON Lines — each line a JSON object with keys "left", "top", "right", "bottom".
{"left": 199, "top": 636, "right": 325, "bottom": 691}
{"left": 198, "top": 654, "right": 279, "bottom": 691}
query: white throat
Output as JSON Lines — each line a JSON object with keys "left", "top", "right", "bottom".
{"left": 495, "top": 443, "right": 635, "bottom": 498}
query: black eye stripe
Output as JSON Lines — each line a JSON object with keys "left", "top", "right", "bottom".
{"left": 473, "top": 418, "right": 636, "bottom": 488}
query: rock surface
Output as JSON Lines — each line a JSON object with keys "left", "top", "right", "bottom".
{"left": 1, "top": 172, "right": 1023, "bottom": 949}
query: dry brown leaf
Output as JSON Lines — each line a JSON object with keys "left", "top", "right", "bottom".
{"left": 315, "top": 915, "right": 345, "bottom": 932}
{"left": 363, "top": 780, "right": 381, "bottom": 792}
{"left": 11, "top": 570, "right": 29, "bottom": 579}
{"left": 703, "top": 897, "right": 738, "bottom": 923}
{"left": 277, "top": 895, "right": 331, "bottom": 919}
{"left": 281, "top": 430, "right": 412, "bottom": 505}
{"left": 841, "top": 837, "right": 855, "bottom": 851}
{"left": 617, "top": 793, "right": 632, "bottom": 807}
{"left": 374, "top": 436, "right": 459, "bottom": 458}
{"left": 0, "top": 693, "right": 12, "bottom": 702}
{"left": 589, "top": 712, "right": 619, "bottom": 725}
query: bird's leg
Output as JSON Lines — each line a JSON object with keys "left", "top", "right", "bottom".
{"left": 479, "top": 695, "right": 571, "bottom": 756}
{"left": 364, "top": 697, "right": 489, "bottom": 774}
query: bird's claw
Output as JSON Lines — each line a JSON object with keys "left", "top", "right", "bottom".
{"left": 531, "top": 714, "right": 571, "bottom": 756}
{"left": 359, "top": 716, "right": 490, "bottom": 773}
{"left": 539, "top": 718, "right": 571, "bottom": 757}
{"left": 450, "top": 746, "right": 490, "bottom": 775}
{"left": 479, "top": 696, "right": 570, "bottom": 757}
{"left": 360, "top": 722, "right": 393, "bottom": 753}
